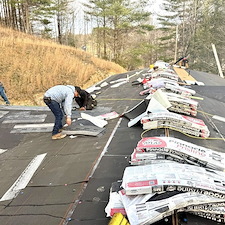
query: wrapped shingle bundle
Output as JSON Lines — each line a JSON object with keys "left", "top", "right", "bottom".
{"left": 125, "top": 191, "right": 224, "bottom": 225}
{"left": 165, "top": 82, "right": 196, "bottom": 96}
{"left": 130, "top": 137, "right": 225, "bottom": 171}
{"left": 141, "top": 112, "right": 210, "bottom": 138}
{"left": 121, "top": 163, "right": 225, "bottom": 196}
{"left": 105, "top": 181, "right": 126, "bottom": 217}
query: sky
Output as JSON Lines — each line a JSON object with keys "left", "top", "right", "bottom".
{"left": 150, "top": 0, "right": 165, "bottom": 26}
{"left": 72, "top": 0, "right": 165, "bottom": 34}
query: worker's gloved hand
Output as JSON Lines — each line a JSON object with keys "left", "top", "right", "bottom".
{"left": 66, "top": 117, "right": 72, "bottom": 126}
{"left": 79, "top": 107, "right": 86, "bottom": 111}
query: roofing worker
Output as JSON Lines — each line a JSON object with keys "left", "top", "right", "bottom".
{"left": 174, "top": 56, "right": 189, "bottom": 68}
{"left": 43, "top": 85, "right": 76, "bottom": 140}
{"left": 74, "top": 86, "right": 97, "bottom": 111}
{"left": 0, "top": 81, "right": 10, "bottom": 105}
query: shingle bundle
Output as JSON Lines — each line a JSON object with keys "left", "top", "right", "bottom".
{"left": 141, "top": 111, "right": 210, "bottom": 138}
{"left": 164, "top": 81, "right": 196, "bottom": 96}
{"left": 165, "top": 92, "right": 198, "bottom": 116}
{"left": 122, "top": 163, "right": 225, "bottom": 196}
{"left": 144, "top": 70, "right": 179, "bottom": 81}
{"left": 120, "top": 162, "right": 225, "bottom": 224}
{"left": 130, "top": 137, "right": 225, "bottom": 171}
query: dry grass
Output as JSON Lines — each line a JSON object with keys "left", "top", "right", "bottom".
{"left": 0, "top": 26, "right": 127, "bottom": 106}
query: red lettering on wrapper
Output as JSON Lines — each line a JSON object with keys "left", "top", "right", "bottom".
{"left": 137, "top": 137, "right": 167, "bottom": 148}
{"left": 127, "top": 179, "right": 158, "bottom": 187}
{"left": 182, "top": 115, "right": 206, "bottom": 126}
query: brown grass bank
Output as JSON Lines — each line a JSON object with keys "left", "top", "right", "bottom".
{"left": 0, "top": 26, "right": 127, "bottom": 106}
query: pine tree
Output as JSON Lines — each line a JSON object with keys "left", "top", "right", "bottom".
{"left": 158, "top": 0, "right": 225, "bottom": 74}
{"left": 83, "top": 0, "right": 111, "bottom": 59}
{"left": 189, "top": 0, "right": 225, "bottom": 73}
{"left": 157, "top": 0, "right": 191, "bottom": 63}
{"left": 83, "top": 0, "right": 152, "bottom": 64}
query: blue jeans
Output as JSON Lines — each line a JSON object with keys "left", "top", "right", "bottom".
{"left": 0, "top": 87, "right": 10, "bottom": 104}
{"left": 44, "top": 99, "right": 63, "bottom": 135}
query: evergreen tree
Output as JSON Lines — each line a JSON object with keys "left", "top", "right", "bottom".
{"left": 157, "top": 0, "right": 192, "bottom": 63}
{"left": 0, "top": 0, "right": 56, "bottom": 34}
{"left": 158, "top": 0, "right": 225, "bottom": 74}
{"left": 83, "top": 0, "right": 152, "bottom": 64}
{"left": 189, "top": 0, "right": 225, "bottom": 73}
{"left": 83, "top": 0, "right": 111, "bottom": 59}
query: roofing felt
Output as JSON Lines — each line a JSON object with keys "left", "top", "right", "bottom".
{"left": 0, "top": 68, "right": 225, "bottom": 225}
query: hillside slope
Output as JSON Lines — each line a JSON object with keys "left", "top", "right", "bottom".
{"left": 0, "top": 26, "right": 127, "bottom": 105}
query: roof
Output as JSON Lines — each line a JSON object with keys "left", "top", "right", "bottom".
{"left": 1, "top": 68, "right": 225, "bottom": 225}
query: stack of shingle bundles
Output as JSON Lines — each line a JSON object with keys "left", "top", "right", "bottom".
{"left": 180, "top": 202, "right": 225, "bottom": 223}
{"left": 130, "top": 137, "right": 225, "bottom": 171}
{"left": 130, "top": 149, "right": 175, "bottom": 166}
{"left": 142, "top": 78, "right": 175, "bottom": 90}
{"left": 121, "top": 162, "right": 225, "bottom": 224}
{"left": 166, "top": 91, "right": 198, "bottom": 108}
{"left": 105, "top": 163, "right": 225, "bottom": 223}
{"left": 146, "top": 70, "right": 179, "bottom": 81}
{"left": 164, "top": 81, "right": 196, "bottom": 96}
{"left": 144, "top": 90, "right": 198, "bottom": 116}
{"left": 142, "top": 78, "right": 196, "bottom": 97}
{"left": 124, "top": 190, "right": 225, "bottom": 225}
{"left": 141, "top": 111, "right": 210, "bottom": 138}
{"left": 154, "top": 60, "right": 171, "bottom": 69}
{"left": 122, "top": 163, "right": 225, "bottom": 196}
{"left": 164, "top": 92, "right": 198, "bottom": 116}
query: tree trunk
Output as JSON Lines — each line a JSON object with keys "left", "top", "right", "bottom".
{"left": 103, "top": 16, "right": 107, "bottom": 59}
{"left": 57, "top": 12, "right": 62, "bottom": 44}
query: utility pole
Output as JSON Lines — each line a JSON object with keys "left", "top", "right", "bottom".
{"left": 211, "top": 43, "right": 224, "bottom": 78}
{"left": 174, "top": 25, "right": 178, "bottom": 63}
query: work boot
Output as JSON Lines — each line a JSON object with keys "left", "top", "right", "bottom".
{"left": 93, "top": 100, "right": 97, "bottom": 106}
{"left": 52, "top": 133, "right": 66, "bottom": 140}
{"left": 59, "top": 128, "right": 64, "bottom": 132}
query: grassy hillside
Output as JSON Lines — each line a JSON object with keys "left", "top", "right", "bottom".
{"left": 0, "top": 26, "right": 127, "bottom": 106}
